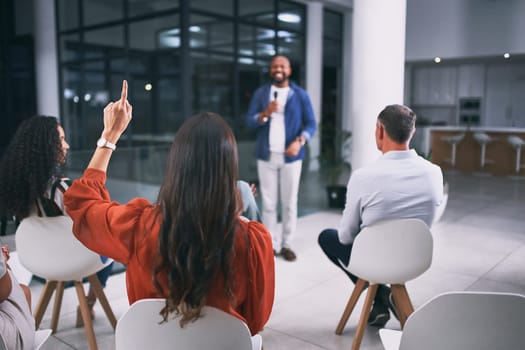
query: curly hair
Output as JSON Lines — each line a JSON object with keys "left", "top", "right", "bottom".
{"left": 152, "top": 112, "right": 242, "bottom": 327}
{"left": 0, "top": 115, "right": 63, "bottom": 220}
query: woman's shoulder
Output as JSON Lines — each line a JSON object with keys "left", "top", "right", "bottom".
{"left": 235, "top": 218, "right": 272, "bottom": 249}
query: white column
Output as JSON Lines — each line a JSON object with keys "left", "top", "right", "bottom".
{"left": 350, "top": 0, "right": 407, "bottom": 170}
{"left": 305, "top": 1, "right": 323, "bottom": 171}
{"left": 34, "top": 0, "right": 60, "bottom": 118}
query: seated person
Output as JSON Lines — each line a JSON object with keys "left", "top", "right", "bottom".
{"left": 0, "top": 246, "right": 35, "bottom": 350}
{"left": 0, "top": 115, "right": 114, "bottom": 326}
{"left": 64, "top": 81, "right": 275, "bottom": 335}
{"left": 318, "top": 104, "right": 443, "bottom": 327}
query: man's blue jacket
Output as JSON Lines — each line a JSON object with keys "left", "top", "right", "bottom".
{"left": 245, "top": 82, "right": 317, "bottom": 163}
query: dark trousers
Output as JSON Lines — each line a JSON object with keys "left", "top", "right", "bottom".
{"left": 318, "top": 228, "right": 390, "bottom": 305}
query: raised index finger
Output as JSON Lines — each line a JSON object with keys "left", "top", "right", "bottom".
{"left": 120, "top": 80, "right": 128, "bottom": 106}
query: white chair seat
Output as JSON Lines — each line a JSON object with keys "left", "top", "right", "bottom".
{"left": 15, "top": 215, "right": 117, "bottom": 350}
{"left": 379, "top": 291, "right": 525, "bottom": 350}
{"left": 116, "top": 299, "right": 262, "bottom": 350}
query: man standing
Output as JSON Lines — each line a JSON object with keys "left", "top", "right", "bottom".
{"left": 246, "top": 55, "right": 317, "bottom": 261}
{"left": 318, "top": 104, "right": 443, "bottom": 326}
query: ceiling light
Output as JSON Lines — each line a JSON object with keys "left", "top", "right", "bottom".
{"left": 503, "top": 52, "right": 510, "bottom": 59}
{"left": 278, "top": 13, "right": 301, "bottom": 24}
{"left": 145, "top": 83, "right": 152, "bottom": 91}
{"left": 434, "top": 57, "right": 441, "bottom": 63}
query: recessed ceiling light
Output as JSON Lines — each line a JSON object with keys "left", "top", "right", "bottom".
{"left": 434, "top": 57, "right": 441, "bottom": 63}
{"left": 145, "top": 83, "right": 152, "bottom": 91}
{"left": 278, "top": 13, "right": 301, "bottom": 24}
{"left": 503, "top": 52, "right": 510, "bottom": 59}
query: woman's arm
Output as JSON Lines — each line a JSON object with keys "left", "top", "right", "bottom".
{"left": 88, "top": 80, "right": 133, "bottom": 172}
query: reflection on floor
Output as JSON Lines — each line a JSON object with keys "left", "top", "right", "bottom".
{"left": 7, "top": 172, "right": 525, "bottom": 349}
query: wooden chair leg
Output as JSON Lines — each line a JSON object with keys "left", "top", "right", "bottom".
{"left": 391, "top": 284, "right": 414, "bottom": 328}
{"left": 336, "top": 279, "right": 367, "bottom": 335}
{"left": 50, "top": 281, "right": 65, "bottom": 333}
{"left": 351, "top": 284, "right": 378, "bottom": 350}
{"left": 87, "top": 274, "right": 117, "bottom": 329}
{"left": 75, "top": 281, "right": 98, "bottom": 350}
{"left": 34, "top": 281, "right": 57, "bottom": 329}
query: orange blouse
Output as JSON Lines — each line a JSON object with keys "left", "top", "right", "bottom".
{"left": 64, "top": 168, "right": 275, "bottom": 334}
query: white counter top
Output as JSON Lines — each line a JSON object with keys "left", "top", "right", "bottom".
{"left": 424, "top": 126, "right": 525, "bottom": 133}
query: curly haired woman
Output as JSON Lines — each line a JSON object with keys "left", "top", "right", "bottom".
{"left": 64, "top": 81, "right": 275, "bottom": 335}
{"left": 0, "top": 115, "right": 113, "bottom": 327}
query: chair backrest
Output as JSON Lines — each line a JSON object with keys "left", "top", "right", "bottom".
{"left": 34, "top": 329, "right": 52, "bottom": 350}
{"left": 399, "top": 291, "right": 525, "bottom": 350}
{"left": 115, "top": 299, "right": 255, "bottom": 350}
{"left": 348, "top": 219, "right": 432, "bottom": 284}
{"left": 15, "top": 215, "right": 110, "bottom": 281}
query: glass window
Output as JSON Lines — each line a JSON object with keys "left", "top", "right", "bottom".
{"left": 83, "top": 1, "right": 123, "bottom": 27}
{"left": 129, "top": 0, "right": 179, "bottom": 18}
{"left": 129, "top": 15, "right": 179, "bottom": 51}
{"left": 239, "top": 0, "right": 274, "bottom": 25}
{"left": 57, "top": 0, "right": 79, "bottom": 31}
{"left": 278, "top": 34, "right": 304, "bottom": 69}
{"left": 59, "top": 33, "right": 81, "bottom": 62}
{"left": 324, "top": 10, "right": 343, "bottom": 39}
{"left": 84, "top": 26, "right": 125, "bottom": 53}
{"left": 191, "top": 53, "right": 234, "bottom": 120}
{"left": 190, "top": 15, "right": 234, "bottom": 53}
{"left": 277, "top": 1, "right": 305, "bottom": 32}
{"left": 157, "top": 52, "right": 181, "bottom": 75}
{"left": 191, "top": 0, "right": 233, "bottom": 16}
{"left": 239, "top": 24, "right": 276, "bottom": 58}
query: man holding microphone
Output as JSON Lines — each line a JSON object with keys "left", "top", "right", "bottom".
{"left": 245, "top": 55, "right": 317, "bottom": 261}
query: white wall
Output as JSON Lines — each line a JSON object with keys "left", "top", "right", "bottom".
{"left": 406, "top": 0, "right": 525, "bottom": 61}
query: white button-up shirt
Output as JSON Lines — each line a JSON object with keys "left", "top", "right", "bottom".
{"left": 338, "top": 149, "right": 444, "bottom": 244}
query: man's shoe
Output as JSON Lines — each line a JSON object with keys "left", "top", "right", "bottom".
{"left": 280, "top": 247, "right": 297, "bottom": 261}
{"left": 388, "top": 292, "right": 399, "bottom": 321}
{"left": 273, "top": 250, "right": 280, "bottom": 257}
{"left": 367, "top": 302, "right": 390, "bottom": 327}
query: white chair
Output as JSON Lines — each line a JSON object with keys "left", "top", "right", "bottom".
{"left": 441, "top": 133, "right": 465, "bottom": 169}
{"left": 335, "top": 219, "right": 433, "bottom": 350}
{"left": 507, "top": 135, "right": 525, "bottom": 176}
{"left": 15, "top": 215, "right": 117, "bottom": 350}
{"left": 34, "top": 329, "right": 52, "bottom": 349}
{"left": 115, "top": 299, "right": 262, "bottom": 350}
{"left": 473, "top": 132, "right": 496, "bottom": 171}
{"left": 0, "top": 329, "right": 52, "bottom": 350}
{"left": 379, "top": 291, "right": 525, "bottom": 350}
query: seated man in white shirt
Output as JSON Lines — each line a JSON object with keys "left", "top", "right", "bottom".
{"left": 318, "top": 104, "right": 443, "bottom": 328}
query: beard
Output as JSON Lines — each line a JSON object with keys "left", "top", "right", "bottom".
{"left": 271, "top": 72, "right": 288, "bottom": 85}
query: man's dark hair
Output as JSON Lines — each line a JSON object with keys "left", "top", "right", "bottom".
{"left": 377, "top": 104, "right": 416, "bottom": 144}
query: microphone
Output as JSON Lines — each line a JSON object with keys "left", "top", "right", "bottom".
{"left": 274, "top": 91, "right": 278, "bottom": 100}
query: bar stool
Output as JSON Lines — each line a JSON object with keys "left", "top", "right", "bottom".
{"left": 441, "top": 133, "right": 465, "bottom": 169}
{"left": 507, "top": 135, "right": 525, "bottom": 176}
{"left": 473, "top": 132, "right": 497, "bottom": 172}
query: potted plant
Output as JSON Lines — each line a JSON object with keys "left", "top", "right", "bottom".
{"left": 318, "top": 130, "right": 352, "bottom": 209}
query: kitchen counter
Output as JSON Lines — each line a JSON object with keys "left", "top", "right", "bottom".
{"left": 427, "top": 127, "right": 525, "bottom": 176}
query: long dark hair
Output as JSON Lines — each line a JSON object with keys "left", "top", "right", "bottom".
{"left": 0, "top": 116, "right": 63, "bottom": 219}
{"left": 153, "top": 112, "right": 241, "bottom": 326}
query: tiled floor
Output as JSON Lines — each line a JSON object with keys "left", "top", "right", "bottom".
{"left": 5, "top": 171, "right": 525, "bottom": 349}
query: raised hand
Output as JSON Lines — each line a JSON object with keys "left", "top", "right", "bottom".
{"left": 102, "top": 80, "right": 133, "bottom": 143}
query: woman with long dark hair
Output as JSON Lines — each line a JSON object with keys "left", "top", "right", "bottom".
{"left": 64, "top": 81, "right": 274, "bottom": 334}
{"left": 0, "top": 115, "right": 113, "bottom": 327}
